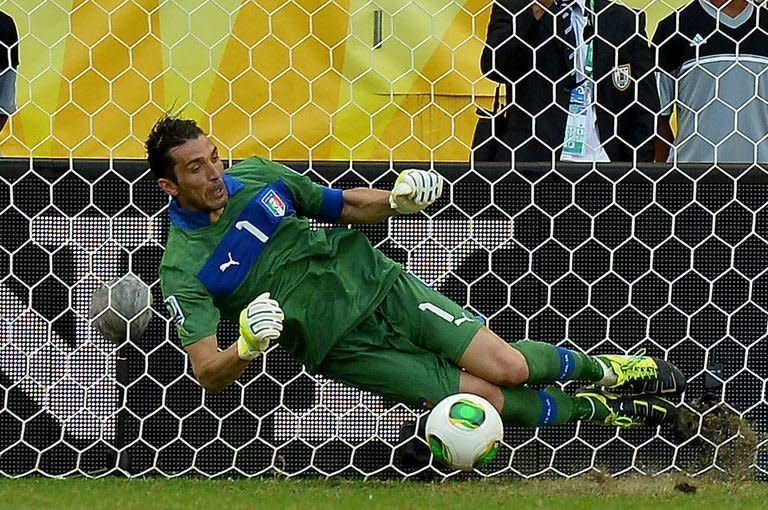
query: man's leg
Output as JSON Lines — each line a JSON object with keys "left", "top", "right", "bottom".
{"left": 460, "top": 371, "right": 678, "bottom": 428}
{"left": 460, "top": 370, "right": 593, "bottom": 426}
{"left": 458, "top": 327, "right": 604, "bottom": 387}
{"left": 318, "top": 310, "right": 677, "bottom": 430}
{"left": 383, "top": 274, "right": 606, "bottom": 388}
{"left": 319, "top": 331, "right": 677, "bottom": 430}
{"left": 459, "top": 327, "right": 686, "bottom": 395}
{"left": 384, "top": 271, "right": 685, "bottom": 396}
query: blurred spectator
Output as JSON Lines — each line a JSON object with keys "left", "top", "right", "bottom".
{"left": 479, "top": 0, "right": 658, "bottom": 163}
{"left": 0, "top": 11, "right": 18, "bottom": 134}
{"left": 654, "top": 0, "right": 768, "bottom": 163}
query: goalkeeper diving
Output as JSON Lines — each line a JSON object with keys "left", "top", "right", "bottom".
{"left": 147, "top": 116, "right": 687, "bottom": 431}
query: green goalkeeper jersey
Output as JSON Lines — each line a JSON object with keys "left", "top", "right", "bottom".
{"left": 160, "top": 157, "right": 402, "bottom": 371}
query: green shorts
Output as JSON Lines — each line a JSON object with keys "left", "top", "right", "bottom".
{"left": 316, "top": 272, "right": 483, "bottom": 409}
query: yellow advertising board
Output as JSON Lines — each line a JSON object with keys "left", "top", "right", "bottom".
{"left": 2, "top": 0, "right": 684, "bottom": 160}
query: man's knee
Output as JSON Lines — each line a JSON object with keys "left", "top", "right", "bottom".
{"left": 458, "top": 327, "right": 530, "bottom": 387}
{"left": 470, "top": 339, "right": 529, "bottom": 387}
{"left": 459, "top": 372, "right": 504, "bottom": 412}
{"left": 496, "top": 347, "right": 529, "bottom": 387}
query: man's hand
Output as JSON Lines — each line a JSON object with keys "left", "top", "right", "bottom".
{"left": 388, "top": 169, "right": 444, "bottom": 214}
{"left": 532, "top": 0, "right": 556, "bottom": 20}
{"left": 237, "top": 292, "right": 284, "bottom": 361}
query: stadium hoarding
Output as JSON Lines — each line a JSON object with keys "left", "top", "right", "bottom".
{"left": 2, "top": 0, "right": 688, "bottom": 161}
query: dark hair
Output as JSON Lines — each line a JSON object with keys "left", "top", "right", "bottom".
{"left": 145, "top": 115, "right": 205, "bottom": 181}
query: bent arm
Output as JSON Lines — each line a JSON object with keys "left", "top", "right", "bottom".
{"left": 480, "top": 0, "right": 547, "bottom": 83}
{"left": 338, "top": 187, "right": 398, "bottom": 224}
{"left": 655, "top": 114, "right": 674, "bottom": 162}
{"left": 185, "top": 335, "right": 250, "bottom": 393}
{"left": 652, "top": 17, "right": 679, "bottom": 164}
{"left": 629, "top": 11, "right": 658, "bottom": 162}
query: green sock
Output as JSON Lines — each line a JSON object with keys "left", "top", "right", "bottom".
{"left": 501, "top": 385, "right": 594, "bottom": 426}
{"left": 510, "top": 340, "right": 604, "bottom": 384}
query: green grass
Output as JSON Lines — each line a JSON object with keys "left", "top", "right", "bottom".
{"left": 1, "top": 476, "right": 767, "bottom": 510}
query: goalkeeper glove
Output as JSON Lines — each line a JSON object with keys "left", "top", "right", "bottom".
{"left": 237, "top": 292, "right": 284, "bottom": 361}
{"left": 389, "top": 169, "right": 444, "bottom": 214}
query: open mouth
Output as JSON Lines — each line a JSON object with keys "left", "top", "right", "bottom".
{"left": 210, "top": 182, "right": 225, "bottom": 199}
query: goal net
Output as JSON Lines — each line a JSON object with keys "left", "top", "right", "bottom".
{"left": 2, "top": 162, "right": 766, "bottom": 478}
{"left": 0, "top": 0, "right": 766, "bottom": 479}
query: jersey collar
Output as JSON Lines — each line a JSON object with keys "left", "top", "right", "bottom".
{"left": 168, "top": 173, "right": 244, "bottom": 230}
{"left": 699, "top": 0, "right": 754, "bottom": 28}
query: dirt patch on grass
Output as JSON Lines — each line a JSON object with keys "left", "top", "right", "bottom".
{"left": 674, "top": 400, "right": 765, "bottom": 480}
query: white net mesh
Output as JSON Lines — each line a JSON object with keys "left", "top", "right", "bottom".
{"left": 0, "top": 1, "right": 765, "bottom": 162}
{"left": 0, "top": 0, "right": 766, "bottom": 479}
{"left": 2, "top": 164, "right": 767, "bottom": 478}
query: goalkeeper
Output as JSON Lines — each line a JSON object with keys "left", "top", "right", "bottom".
{"left": 147, "top": 116, "right": 686, "bottom": 430}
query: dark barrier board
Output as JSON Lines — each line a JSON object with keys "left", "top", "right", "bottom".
{"left": 1, "top": 161, "right": 766, "bottom": 478}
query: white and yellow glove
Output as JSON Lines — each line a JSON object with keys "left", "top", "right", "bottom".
{"left": 237, "top": 292, "right": 284, "bottom": 361}
{"left": 388, "top": 169, "right": 444, "bottom": 214}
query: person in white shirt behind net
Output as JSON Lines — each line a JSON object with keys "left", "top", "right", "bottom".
{"left": 654, "top": 0, "right": 768, "bottom": 164}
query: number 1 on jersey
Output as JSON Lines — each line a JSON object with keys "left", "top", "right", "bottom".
{"left": 418, "top": 302, "right": 476, "bottom": 327}
{"left": 236, "top": 220, "right": 269, "bottom": 242}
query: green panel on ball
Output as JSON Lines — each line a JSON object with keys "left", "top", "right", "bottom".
{"left": 448, "top": 400, "right": 486, "bottom": 430}
{"left": 475, "top": 441, "right": 500, "bottom": 466}
{"left": 427, "top": 435, "right": 451, "bottom": 465}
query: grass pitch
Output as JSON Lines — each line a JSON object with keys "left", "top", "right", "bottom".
{"left": 1, "top": 475, "right": 766, "bottom": 510}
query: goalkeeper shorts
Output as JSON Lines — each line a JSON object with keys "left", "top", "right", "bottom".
{"left": 316, "top": 271, "right": 483, "bottom": 409}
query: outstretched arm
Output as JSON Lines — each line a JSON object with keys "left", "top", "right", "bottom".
{"left": 339, "top": 188, "right": 397, "bottom": 224}
{"left": 339, "top": 169, "right": 444, "bottom": 224}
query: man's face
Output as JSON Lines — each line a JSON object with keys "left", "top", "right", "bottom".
{"left": 158, "top": 134, "right": 228, "bottom": 213}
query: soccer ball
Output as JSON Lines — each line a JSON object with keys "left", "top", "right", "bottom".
{"left": 425, "top": 393, "right": 503, "bottom": 471}
{"left": 89, "top": 274, "right": 153, "bottom": 343}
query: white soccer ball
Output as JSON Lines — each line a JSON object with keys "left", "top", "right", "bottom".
{"left": 425, "top": 393, "right": 504, "bottom": 471}
{"left": 89, "top": 274, "right": 153, "bottom": 343}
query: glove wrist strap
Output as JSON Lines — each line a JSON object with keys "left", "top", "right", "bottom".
{"left": 237, "top": 335, "right": 263, "bottom": 361}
